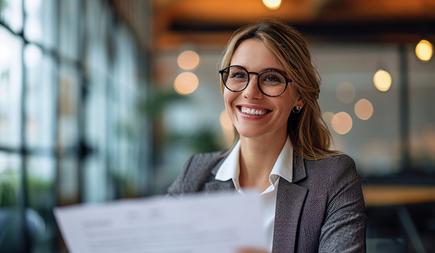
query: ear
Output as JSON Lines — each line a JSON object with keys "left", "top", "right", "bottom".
{"left": 295, "top": 96, "right": 304, "bottom": 109}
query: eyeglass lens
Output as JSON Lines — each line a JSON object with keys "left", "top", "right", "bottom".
{"left": 221, "top": 66, "right": 288, "bottom": 97}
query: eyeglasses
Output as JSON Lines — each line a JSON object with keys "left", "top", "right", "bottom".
{"left": 219, "top": 65, "right": 292, "bottom": 97}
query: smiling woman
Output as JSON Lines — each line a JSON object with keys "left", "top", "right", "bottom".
{"left": 221, "top": 39, "right": 299, "bottom": 141}
{"left": 168, "top": 20, "right": 366, "bottom": 253}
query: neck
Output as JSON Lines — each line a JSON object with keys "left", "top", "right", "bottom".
{"left": 238, "top": 133, "right": 287, "bottom": 191}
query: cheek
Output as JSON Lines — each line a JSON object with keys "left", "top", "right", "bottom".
{"left": 276, "top": 94, "right": 297, "bottom": 119}
{"left": 223, "top": 90, "right": 237, "bottom": 110}
{"left": 280, "top": 104, "right": 293, "bottom": 122}
{"left": 283, "top": 88, "right": 299, "bottom": 110}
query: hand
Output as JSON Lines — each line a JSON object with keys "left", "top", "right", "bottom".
{"left": 235, "top": 248, "right": 269, "bottom": 253}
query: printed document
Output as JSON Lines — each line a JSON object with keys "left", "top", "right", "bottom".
{"left": 54, "top": 191, "right": 266, "bottom": 253}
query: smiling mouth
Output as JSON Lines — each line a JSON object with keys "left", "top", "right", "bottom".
{"left": 237, "top": 106, "right": 270, "bottom": 116}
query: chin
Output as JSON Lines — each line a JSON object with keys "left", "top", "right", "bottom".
{"left": 236, "top": 125, "right": 288, "bottom": 140}
{"left": 235, "top": 128, "right": 267, "bottom": 138}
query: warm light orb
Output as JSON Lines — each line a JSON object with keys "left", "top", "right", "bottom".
{"left": 331, "top": 112, "right": 353, "bottom": 135}
{"left": 415, "top": 39, "right": 433, "bottom": 62}
{"left": 354, "top": 98, "right": 374, "bottom": 120}
{"left": 219, "top": 110, "right": 235, "bottom": 147}
{"left": 174, "top": 72, "right": 199, "bottom": 95}
{"left": 336, "top": 81, "right": 356, "bottom": 104}
{"left": 177, "top": 50, "right": 200, "bottom": 70}
{"left": 322, "top": 111, "right": 334, "bottom": 125}
{"left": 262, "top": 0, "right": 281, "bottom": 10}
{"left": 373, "top": 69, "right": 392, "bottom": 92}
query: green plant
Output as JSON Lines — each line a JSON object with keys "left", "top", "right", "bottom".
{"left": 27, "top": 176, "right": 53, "bottom": 209}
{"left": 0, "top": 170, "right": 52, "bottom": 209}
{"left": 138, "top": 89, "right": 189, "bottom": 119}
{"left": 109, "top": 169, "right": 138, "bottom": 199}
{"left": 168, "top": 126, "right": 222, "bottom": 153}
{"left": 0, "top": 170, "right": 18, "bottom": 207}
{"left": 138, "top": 88, "right": 223, "bottom": 153}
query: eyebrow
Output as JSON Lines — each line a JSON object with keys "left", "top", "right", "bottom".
{"left": 230, "top": 65, "right": 286, "bottom": 74}
{"left": 260, "top": 67, "right": 286, "bottom": 74}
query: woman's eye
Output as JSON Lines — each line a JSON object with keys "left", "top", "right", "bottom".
{"left": 230, "top": 72, "right": 247, "bottom": 79}
{"left": 262, "top": 73, "right": 283, "bottom": 83}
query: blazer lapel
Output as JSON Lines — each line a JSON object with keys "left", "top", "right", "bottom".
{"left": 204, "top": 153, "right": 236, "bottom": 192}
{"left": 204, "top": 179, "right": 235, "bottom": 192}
{"left": 272, "top": 153, "right": 308, "bottom": 253}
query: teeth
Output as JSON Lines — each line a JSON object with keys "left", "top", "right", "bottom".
{"left": 240, "top": 107, "right": 266, "bottom": 116}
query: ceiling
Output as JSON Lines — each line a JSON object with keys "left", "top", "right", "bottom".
{"left": 113, "top": 0, "right": 435, "bottom": 50}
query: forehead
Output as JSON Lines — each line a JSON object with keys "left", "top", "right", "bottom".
{"left": 230, "top": 39, "right": 284, "bottom": 71}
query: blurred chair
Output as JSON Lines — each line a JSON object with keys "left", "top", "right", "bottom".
{"left": 0, "top": 208, "right": 46, "bottom": 253}
{"left": 367, "top": 238, "right": 406, "bottom": 253}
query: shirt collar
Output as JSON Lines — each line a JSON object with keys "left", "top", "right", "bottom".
{"left": 215, "top": 138, "right": 293, "bottom": 189}
{"left": 269, "top": 137, "right": 293, "bottom": 184}
{"left": 215, "top": 141, "right": 241, "bottom": 189}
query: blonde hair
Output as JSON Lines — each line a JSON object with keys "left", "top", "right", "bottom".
{"left": 220, "top": 20, "right": 338, "bottom": 160}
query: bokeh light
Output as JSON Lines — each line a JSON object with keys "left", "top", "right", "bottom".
{"left": 336, "top": 81, "right": 356, "bottom": 104}
{"left": 262, "top": 0, "right": 281, "bottom": 10}
{"left": 354, "top": 98, "right": 374, "bottom": 120}
{"left": 415, "top": 39, "right": 433, "bottom": 62}
{"left": 322, "top": 111, "right": 334, "bottom": 125}
{"left": 373, "top": 69, "right": 392, "bottom": 92}
{"left": 174, "top": 72, "right": 199, "bottom": 95}
{"left": 331, "top": 112, "right": 353, "bottom": 135}
{"left": 177, "top": 50, "right": 200, "bottom": 70}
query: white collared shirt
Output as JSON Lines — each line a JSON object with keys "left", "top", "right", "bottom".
{"left": 215, "top": 138, "right": 294, "bottom": 251}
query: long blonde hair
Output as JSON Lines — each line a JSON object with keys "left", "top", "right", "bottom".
{"left": 220, "top": 20, "right": 337, "bottom": 160}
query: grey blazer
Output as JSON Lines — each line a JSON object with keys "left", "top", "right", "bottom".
{"left": 168, "top": 151, "right": 366, "bottom": 253}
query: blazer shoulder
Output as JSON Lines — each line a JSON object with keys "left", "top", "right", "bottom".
{"left": 309, "top": 153, "right": 357, "bottom": 176}
{"left": 317, "top": 154, "right": 366, "bottom": 252}
{"left": 304, "top": 153, "right": 360, "bottom": 191}
{"left": 167, "top": 150, "right": 228, "bottom": 195}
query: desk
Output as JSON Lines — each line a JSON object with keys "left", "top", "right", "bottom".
{"left": 363, "top": 185, "right": 435, "bottom": 253}
{"left": 363, "top": 185, "right": 435, "bottom": 207}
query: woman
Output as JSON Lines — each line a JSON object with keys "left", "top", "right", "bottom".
{"left": 168, "top": 20, "right": 366, "bottom": 253}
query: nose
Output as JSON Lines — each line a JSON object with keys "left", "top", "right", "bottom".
{"left": 242, "top": 74, "right": 263, "bottom": 99}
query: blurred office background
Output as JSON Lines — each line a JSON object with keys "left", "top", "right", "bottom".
{"left": 1, "top": 0, "right": 435, "bottom": 252}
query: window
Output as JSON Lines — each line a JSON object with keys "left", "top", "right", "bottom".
{"left": 24, "top": 45, "right": 56, "bottom": 150}
{"left": 314, "top": 44, "right": 401, "bottom": 175}
{"left": 0, "top": 0, "right": 23, "bottom": 33}
{"left": 0, "top": 27, "right": 22, "bottom": 148}
{"left": 24, "top": 0, "right": 56, "bottom": 49}
{"left": 409, "top": 50, "right": 435, "bottom": 171}
{"left": 59, "top": 0, "right": 80, "bottom": 60}
{"left": 0, "top": 0, "right": 149, "bottom": 252}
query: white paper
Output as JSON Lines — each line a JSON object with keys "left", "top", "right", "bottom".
{"left": 54, "top": 191, "right": 266, "bottom": 253}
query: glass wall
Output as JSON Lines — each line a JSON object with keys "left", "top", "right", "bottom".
{"left": 0, "top": 0, "right": 149, "bottom": 252}
{"left": 409, "top": 50, "right": 435, "bottom": 172}
{"left": 314, "top": 44, "right": 401, "bottom": 176}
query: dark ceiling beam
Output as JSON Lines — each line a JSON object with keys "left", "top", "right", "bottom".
{"left": 169, "top": 19, "right": 435, "bottom": 42}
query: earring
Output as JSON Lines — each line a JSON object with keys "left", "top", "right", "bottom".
{"left": 293, "top": 105, "right": 302, "bottom": 113}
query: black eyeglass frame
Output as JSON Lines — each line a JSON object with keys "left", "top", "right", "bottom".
{"left": 218, "top": 65, "right": 292, "bottom": 97}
